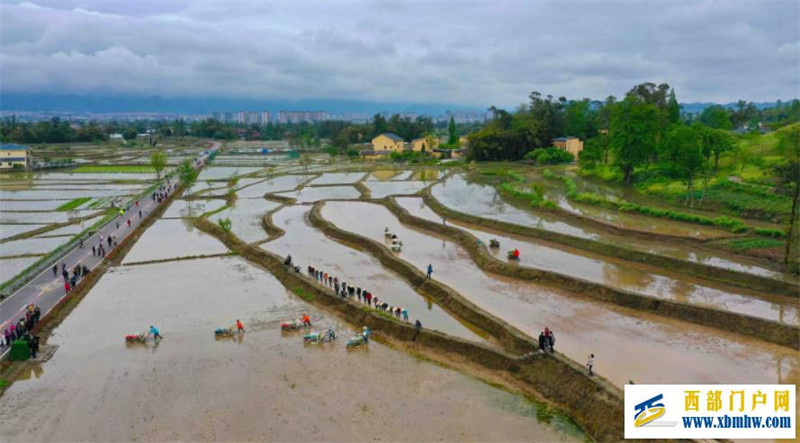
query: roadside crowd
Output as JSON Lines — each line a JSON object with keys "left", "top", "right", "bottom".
{"left": 1, "top": 304, "right": 42, "bottom": 358}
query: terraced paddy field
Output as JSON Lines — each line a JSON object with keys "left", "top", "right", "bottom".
{"left": 319, "top": 201, "right": 799, "bottom": 388}
{"left": 432, "top": 174, "right": 790, "bottom": 281}
{"left": 0, "top": 256, "right": 585, "bottom": 441}
{"left": 3, "top": 161, "right": 796, "bottom": 441}
{"left": 0, "top": 168, "right": 157, "bottom": 285}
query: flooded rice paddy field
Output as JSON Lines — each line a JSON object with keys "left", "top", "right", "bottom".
{"left": 320, "top": 201, "right": 800, "bottom": 388}
{"left": 196, "top": 166, "right": 264, "bottom": 181}
{"left": 236, "top": 174, "right": 315, "bottom": 198}
{"left": 275, "top": 185, "right": 362, "bottom": 203}
{"left": 212, "top": 198, "right": 282, "bottom": 243}
{"left": 261, "top": 205, "right": 487, "bottom": 343}
{"left": 0, "top": 256, "right": 585, "bottom": 441}
{"left": 366, "top": 169, "right": 413, "bottom": 181}
{"left": 0, "top": 200, "right": 66, "bottom": 211}
{"left": 185, "top": 180, "right": 227, "bottom": 196}
{"left": 0, "top": 210, "right": 99, "bottom": 225}
{"left": 395, "top": 198, "right": 799, "bottom": 326}
{"left": 0, "top": 236, "right": 72, "bottom": 258}
{"left": 307, "top": 171, "right": 367, "bottom": 185}
{"left": 551, "top": 192, "right": 732, "bottom": 239}
{"left": 0, "top": 256, "right": 41, "bottom": 283}
{"left": 432, "top": 174, "right": 788, "bottom": 280}
{"left": 363, "top": 180, "right": 429, "bottom": 198}
{"left": 161, "top": 198, "right": 228, "bottom": 219}
{"left": 122, "top": 219, "right": 228, "bottom": 264}
{"left": 0, "top": 224, "right": 49, "bottom": 240}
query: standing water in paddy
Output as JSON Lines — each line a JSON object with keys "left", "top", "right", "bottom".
{"left": 395, "top": 197, "right": 800, "bottom": 326}
{"left": 432, "top": 174, "right": 790, "bottom": 281}
{"left": 260, "top": 204, "right": 488, "bottom": 343}
{"left": 320, "top": 201, "right": 799, "bottom": 388}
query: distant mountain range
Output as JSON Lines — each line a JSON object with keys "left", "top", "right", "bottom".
{"left": 0, "top": 93, "right": 484, "bottom": 116}
{"left": 0, "top": 93, "right": 792, "bottom": 116}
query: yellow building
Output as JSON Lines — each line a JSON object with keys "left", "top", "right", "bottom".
{"left": 410, "top": 136, "right": 438, "bottom": 153}
{"left": 552, "top": 137, "right": 584, "bottom": 159}
{"left": 371, "top": 133, "right": 405, "bottom": 152}
{"left": 0, "top": 144, "right": 31, "bottom": 170}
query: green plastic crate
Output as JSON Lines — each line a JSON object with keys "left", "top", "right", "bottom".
{"left": 10, "top": 340, "right": 30, "bottom": 361}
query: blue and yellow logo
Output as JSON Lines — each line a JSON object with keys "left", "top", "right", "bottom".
{"left": 634, "top": 394, "right": 666, "bottom": 427}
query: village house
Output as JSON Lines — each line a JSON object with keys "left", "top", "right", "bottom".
{"left": 0, "top": 144, "right": 31, "bottom": 170}
{"left": 552, "top": 136, "right": 584, "bottom": 159}
{"left": 371, "top": 133, "right": 405, "bottom": 152}
{"left": 410, "top": 136, "right": 438, "bottom": 153}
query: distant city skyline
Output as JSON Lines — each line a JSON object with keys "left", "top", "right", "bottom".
{"left": 1, "top": 1, "right": 797, "bottom": 107}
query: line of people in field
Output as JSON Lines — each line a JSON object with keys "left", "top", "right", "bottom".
{"left": 302, "top": 262, "right": 410, "bottom": 322}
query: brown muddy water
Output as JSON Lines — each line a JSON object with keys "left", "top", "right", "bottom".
{"left": 0, "top": 256, "right": 585, "bottom": 441}
{"left": 321, "top": 201, "right": 800, "bottom": 388}
{"left": 261, "top": 205, "right": 488, "bottom": 343}
{"left": 396, "top": 198, "right": 799, "bottom": 326}
{"left": 122, "top": 218, "right": 229, "bottom": 264}
{"left": 432, "top": 174, "right": 791, "bottom": 281}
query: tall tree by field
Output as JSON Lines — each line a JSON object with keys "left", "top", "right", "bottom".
{"left": 663, "top": 124, "right": 705, "bottom": 206}
{"left": 699, "top": 105, "right": 733, "bottom": 130}
{"left": 773, "top": 124, "right": 800, "bottom": 272}
{"left": 372, "top": 114, "right": 388, "bottom": 137}
{"left": 564, "top": 99, "right": 594, "bottom": 139}
{"left": 610, "top": 98, "right": 661, "bottom": 186}
{"left": 667, "top": 90, "right": 681, "bottom": 124}
{"left": 150, "top": 149, "right": 167, "bottom": 181}
{"left": 177, "top": 160, "right": 198, "bottom": 192}
{"left": 122, "top": 128, "right": 137, "bottom": 140}
{"left": 699, "top": 126, "right": 734, "bottom": 172}
{"left": 625, "top": 82, "right": 672, "bottom": 110}
{"left": 447, "top": 116, "right": 458, "bottom": 146}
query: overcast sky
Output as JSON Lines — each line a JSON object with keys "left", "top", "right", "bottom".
{"left": 1, "top": 0, "right": 798, "bottom": 107}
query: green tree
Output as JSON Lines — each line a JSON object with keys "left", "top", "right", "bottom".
{"left": 178, "top": 160, "right": 198, "bottom": 192}
{"left": 579, "top": 137, "right": 605, "bottom": 169}
{"left": 564, "top": 99, "right": 594, "bottom": 139}
{"left": 774, "top": 124, "right": 800, "bottom": 271}
{"left": 150, "top": 149, "right": 167, "bottom": 181}
{"left": 699, "top": 106, "right": 733, "bottom": 130}
{"left": 667, "top": 89, "right": 681, "bottom": 124}
{"left": 122, "top": 128, "right": 138, "bottom": 141}
{"left": 664, "top": 125, "right": 705, "bottom": 206}
{"left": 447, "top": 116, "right": 458, "bottom": 146}
{"left": 610, "top": 98, "right": 660, "bottom": 186}
{"left": 701, "top": 127, "right": 734, "bottom": 172}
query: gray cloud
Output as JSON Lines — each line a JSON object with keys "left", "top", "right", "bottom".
{"left": 1, "top": 0, "right": 797, "bottom": 106}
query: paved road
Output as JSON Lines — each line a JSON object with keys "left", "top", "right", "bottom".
{"left": 0, "top": 142, "right": 218, "bottom": 348}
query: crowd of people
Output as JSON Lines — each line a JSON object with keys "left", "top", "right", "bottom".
{"left": 1, "top": 304, "right": 42, "bottom": 358}
{"left": 538, "top": 327, "right": 555, "bottom": 353}
{"left": 304, "top": 262, "right": 410, "bottom": 322}
{"left": 152, "top": 182, "right": 174, "bottom": 204}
